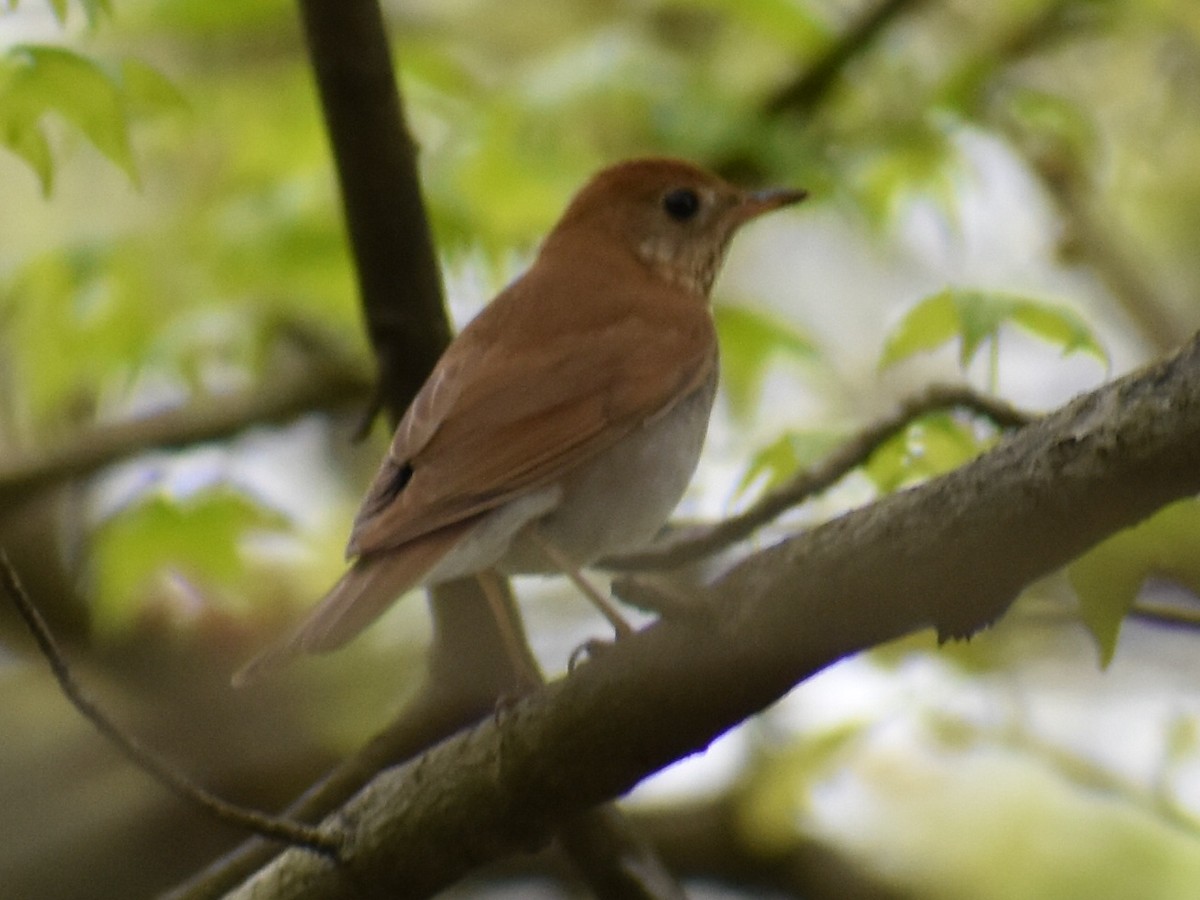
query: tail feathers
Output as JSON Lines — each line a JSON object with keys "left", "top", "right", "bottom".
{"left": 232, "top": 522, "right": 471, "bottom": 687}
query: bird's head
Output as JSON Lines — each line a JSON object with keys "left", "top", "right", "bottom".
{"left": 545, "top": 158, "right": 807, "bottom": 297}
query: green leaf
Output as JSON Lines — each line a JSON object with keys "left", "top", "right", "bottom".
{"left": 119, "top": 58, "right": 189, "bottom": 117}
{"left": 715, "top": 304, "right": 818, "bottom": 416}
{"left": 952, "top": 290, "right": 1015, "bottom": 367}
{"left": 1007, "top": 300, "right": 1108, "bottom": 364}
{"left": 739, "top": 722, "right": 868, "bottom": 853}
{"left": 864, "top": 412, "right": 987, "bottom": 493}
{"left": 1003, "top": 86, "right": 1098, "bottom": 167}
{"left": 91, "top": 488, "right": 290, "bottom": 635}
{"left": 0, "top": 45, "right": 138, "bottom": 192}
{"left": 0, "top": 109, "right": 54, "bottom": 191}
{"left": 879, "top": 289, "right": 961, "bottom": 369}
{"left": 881, "top": 288, "right": 1108, "bottom": 372}
{"left": 688, "top": 0, "right": 829, "bottom": 53}
{"left": 81, "top": 0, "right": 113, "bottom": 25}
{"left": 1068, "top": 500, "right": 1200, "bottom": 667}
{"left": 849, "top": 117, "right": 959, "bottom": 224}
{"left": 737, "top": 429, "right": 844, "bottom": 499}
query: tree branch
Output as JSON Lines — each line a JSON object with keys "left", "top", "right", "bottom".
{"left": 297, "top": 0, "right": 451, "bottom": 431}
{"left": 765, "top": 0, "right": 928, "bottom": 116}
{"left": 225, "top": 331, "right": 1200, "bottom": 897}
{"left": 0, "top": 348, "right": 370, "bottom": 505}
{"left": 161, "top": 578, "right": 539, "bottom": 900}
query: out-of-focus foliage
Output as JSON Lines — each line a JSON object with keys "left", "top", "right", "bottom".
{"left": 2, "top": 0, "right": 110, "bottom": 27}
{"left": 735, "top": 426, "right": 844, "bottom": 498}
{"left": 863, "top": 410, "right": 990, "bottom": 492}
{"left": 89, "top": 487, "right": 288, "bottom": 634}
{"left": 4, "top": 0, "right": 1200, "bottom": 898}
{"left": 880, "top": 287, "right": 1109, "bottom": 376}
{"left": 1070, "top": 499, "right": 1200, "bottom": 666}
{"left": 714, "top": 303, "right": 819, "bottom": 415}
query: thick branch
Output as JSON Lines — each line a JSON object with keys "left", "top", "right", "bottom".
{"left": 298, "top": 0, "right": 451, "bottom": 428}
{"left": 227, "top": 333, "right": 1200, "bottom": 897}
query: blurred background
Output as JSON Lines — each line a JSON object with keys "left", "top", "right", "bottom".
{"left": 3, "top": 0, "right": 1200, "bottom": 897}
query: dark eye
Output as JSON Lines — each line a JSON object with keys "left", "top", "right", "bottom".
{"left": 662, "top": 187, "right": 701, "bottom": 222}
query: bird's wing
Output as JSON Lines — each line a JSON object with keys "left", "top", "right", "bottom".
{"left": 347, "top": 285, "right": 716, "bottom": 558}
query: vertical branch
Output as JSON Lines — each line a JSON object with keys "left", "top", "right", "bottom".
{"left": 297, "top": 0, "right": 452, "bottom": 427}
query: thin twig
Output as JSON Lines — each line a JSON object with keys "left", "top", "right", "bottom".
{"left": 0, "top": 550, "right": 340, "bottom": 858}
{"left": 606, "top": 384, "right": 1033, "bottom": 571}
{"left": 1130, "top": 596, "right": 1200, "bottom": 631}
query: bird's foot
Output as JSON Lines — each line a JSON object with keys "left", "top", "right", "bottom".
{"left": 567, "top": 637, "right": 618, "bottom": 672}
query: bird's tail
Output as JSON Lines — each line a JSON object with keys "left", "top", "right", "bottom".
{"left": 232, "top": 521, "right": 472, "bottom": 687}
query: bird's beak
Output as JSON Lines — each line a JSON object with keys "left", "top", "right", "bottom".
{"left": 734, "top": 186, "right": 809, "bottom": 224}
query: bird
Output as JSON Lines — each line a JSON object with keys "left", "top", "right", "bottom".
{"left": 234, "top": 158, "right": 806, "bottom": 685}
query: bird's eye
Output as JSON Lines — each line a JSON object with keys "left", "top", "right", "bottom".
{"left": 662, "top": 187, "right": 701, "bottom": 222}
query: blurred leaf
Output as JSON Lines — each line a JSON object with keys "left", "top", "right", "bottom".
{"left": 865, "top": 412, "right": 987, "bottom": 493}
{"left": 82, "top": 0, "right": 112, "bottom": 24}
{"left": 881, "top": 288, "right": 1108, "bottom": 371}
{"left": 1002, "top": 85, "right": 1098, "bottom": 166}
{"left": 848, "top": 116, "right": 960, "bottom": 223}
{"left": 1068, "top": 500, "right": 1200, "bottom": 667}
{"left": 1008, "top": 301, "right": 1109, "bottom": 363}
{"left": 0, "top": 45, "right": 137, "bottom": 192}
{"left": 28, "top": 0, "right": 111, "bottom": 25}
{"left": 737, "top": 428, "right": 844, "bottom": 499}
{"left": 144, "top": 0, "right": 291, "bottom": 34}
{"left": 687, "top": 0, "right": 829, "bottom": 53}
{"left": 0, "top": 109, "right": 54, "bottom": 189}
{"left": 119, "top": 58, "right": 189, "bottom": 117}
{"left": 1165, "top": 715, "right": 1200, "bottom": 768}
{"left": 5, "top": 242, "right": 171, "bottom": 417}
{"left": 91, "top": 487, "right": 289, "bottom": 635}
{"left": 878, "top": 288, "right": 961, "bottom": 368}
{"left": 715, "top": 304, "right": 818, "bottom": 416}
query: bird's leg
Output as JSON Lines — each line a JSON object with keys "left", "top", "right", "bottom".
{"left": 527, "top": 530, "right": 635, "bottom": 639}
{"left": 475, "top": 569, "right": 544, "bottom": 693}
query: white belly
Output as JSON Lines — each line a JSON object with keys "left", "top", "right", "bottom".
{"left": 422, "top": 369, "right": 717, "bottom": 582}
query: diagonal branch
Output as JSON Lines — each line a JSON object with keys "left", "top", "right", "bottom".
{"left": 226, "top": 329, "right": 1200, "bottom": 897}
{"left": 765, "top": 0, "right": 928, "bottom": 116}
